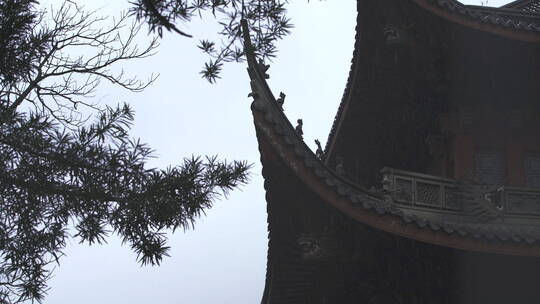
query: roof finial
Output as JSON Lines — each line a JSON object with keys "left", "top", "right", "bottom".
{"left": 314, "top": 139, "right": 324, "bottom": 160}
{"left": 276, "top": 92, "right": 285, "bottom": 110}
{"left": 295, "top": 119, "right": 303, "bottom": 139}
{"left": 257, "top": 59, "right": 270, "bottom": 79}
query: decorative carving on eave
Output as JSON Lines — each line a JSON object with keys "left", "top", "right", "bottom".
{"left": 458, "top": 181, "right": 504, "bottom": 222}
{"left": 296, "top": 230, "right": 343, "bottom": 261}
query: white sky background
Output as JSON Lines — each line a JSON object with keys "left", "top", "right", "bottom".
{"left": 40, "top": 0, "right": 511, "bottom": 303}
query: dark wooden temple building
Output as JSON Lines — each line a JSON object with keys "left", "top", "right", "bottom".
{"left": 244, "top": 0, "right": 540, "bottom": 303}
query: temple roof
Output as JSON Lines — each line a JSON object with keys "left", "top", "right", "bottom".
{"left": 242, "top": 8, "right": 540, "bottom": 255}
{"left": 244, "top": 2, "right": 540, "bottom": 301}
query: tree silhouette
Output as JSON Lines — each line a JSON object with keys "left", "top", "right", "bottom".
{"left": 0, "top": 1, "right": 250, "bottom": 302}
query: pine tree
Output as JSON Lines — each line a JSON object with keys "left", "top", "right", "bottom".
{"left": 0, "top": 1, "right": 250, "bottom": 302}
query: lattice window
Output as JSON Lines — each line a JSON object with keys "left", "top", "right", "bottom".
{"left": 416, "top": 182, "right": 440, "bottom": 206}
{"left": 525, "top": 155, "right": 540, "bottom": 188}
{"left": 474, "top": 150, "right": 505, "bottom": 185}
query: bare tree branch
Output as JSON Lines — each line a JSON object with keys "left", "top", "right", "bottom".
{"left": 3, "top": 1, "right": 159, "bottom": 126}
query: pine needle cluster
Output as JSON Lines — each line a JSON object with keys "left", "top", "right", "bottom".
{"left": 130, "top": 0, "right": 293, "bottom": 82}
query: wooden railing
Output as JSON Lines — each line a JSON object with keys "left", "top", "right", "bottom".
{"left": 381, "top": 168, "right": 462, "bottom": 211}
{"left": 503, "top": 187, "right": 540, "bottom": 215}
{"left": 381, "top": 167, "right": 540, "bottom": 216}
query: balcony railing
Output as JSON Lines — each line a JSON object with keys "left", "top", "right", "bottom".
{"left": 504, "top": 187, "right": 540, "bottom": 215}
{"left": 381, "top": 167, "right": 540, "bottom": 216}
{"left": 381, "top": 168, "right": 462, "bottom": 211}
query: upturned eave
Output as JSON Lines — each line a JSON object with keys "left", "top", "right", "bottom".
{"left": 242, "top": 19, "right": 540, "bottom": 258}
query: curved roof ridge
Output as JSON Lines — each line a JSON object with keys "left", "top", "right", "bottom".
{"left": 243, "top": 19, "right": 540, "bottom": 256}
{"left": 503, "top": 0, "right": 540, "bottom": 13}
{"left": 440, "top": 0, "right": 540, "bottom": 14}
{"left": 323, "top": 7, "right": 360, "bottom": 160}
{"left": 416, "top": 0, "right": 540, "bottom": 33}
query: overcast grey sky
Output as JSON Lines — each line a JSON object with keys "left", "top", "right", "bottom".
{"left": 41, "top": 0, "right": 512, "bottom": 303}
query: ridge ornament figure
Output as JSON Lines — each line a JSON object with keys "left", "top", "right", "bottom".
{"left": 315, "top": 139, "right": 324, "bottom": 160}
{"left": 258, "top": 59, "right": 270, "bottom": 79}
{"left": 295, "top": 119, "right": 303, "bottom": 139}
{"left": 276, "top": 92, "right": 286, "bottom": 110}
